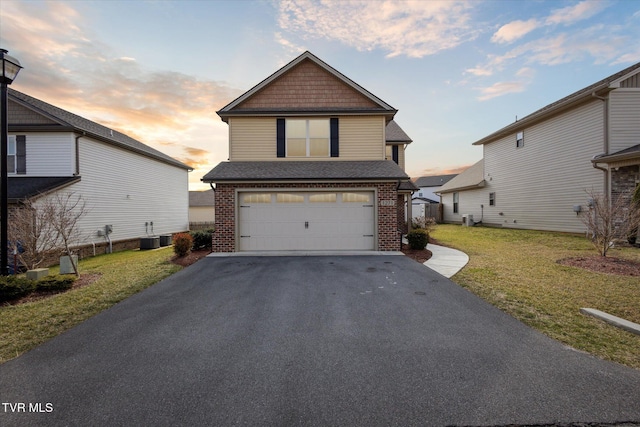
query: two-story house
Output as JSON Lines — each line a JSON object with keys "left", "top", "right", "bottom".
{"left": 202, "top": 51, "right": 416, "bottom": 252}
{"left": 439, "top": 62, "right": 640, "bottom": 233}
{"left": 7, "top": 89, "right": 191, "bottom": 256}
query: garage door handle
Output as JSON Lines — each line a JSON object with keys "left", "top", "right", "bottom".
{"left": 305, "top": 221, "right": 309, "bottom": 229}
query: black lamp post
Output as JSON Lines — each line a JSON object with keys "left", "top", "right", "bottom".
{"left": 1, "top": 49, "right": 22, "bottom": 275}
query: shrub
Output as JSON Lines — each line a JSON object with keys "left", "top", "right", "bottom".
{"left": 407, "top": 229, "right": 429, "bottom": 250}
{"left": 190, "top": 230, "right": 212, "bottom": 251}
{"left": 411, "top": 217, "right": 437, "bottom": 234}
{"left": 0, "top": 276, "right": 36, "bottom": 302}
{"left": 36, "top": 275, "right": 76, "bottom": 292}
{"left": 173, "top": 233, "right": 193, "bottom": 257}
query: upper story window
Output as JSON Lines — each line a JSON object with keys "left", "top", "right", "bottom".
{"left": 516, "top": 131, "right": 524, "bottom": 148}
{"left": 286, "top": 119, "right": 329, "bottom": 157}
{"left": 7, "top": 135, "right": 16, "bottom": 174}
{"left": 6, "top": 135, "right": 26, "bottom": 175}
{"left": 385, "top": 145, "right": 399, "bottom": 164}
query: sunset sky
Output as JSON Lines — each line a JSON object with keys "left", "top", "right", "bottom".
{"left": 1, "top": 0, "right": 638, "bottom": 190}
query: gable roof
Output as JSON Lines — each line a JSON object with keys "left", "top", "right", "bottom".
{"left": 8, "top": 176, "right": 81, "bottom": 203}
{"left": 385, "top": 120, "right": 412, "bottom": 144}
{"left": 8, "top": 89, "right": 192, "bottom": 171}
{"left": 472, "top": 61, "right": 640, "bottom": 146}
{"left": 437, "top": 160, "right": 485, "bottom": 194}
{"left": 217, "top": 51, "right": 397, "bottom": 121}
{"left": 202, "top": 160, "right": 410, "bottom": 182}
{"left": 414, "top": 174, "right": 458, "bottom": 188}
{"left": 189, "top": 190, "right": 215, "bottom": 207}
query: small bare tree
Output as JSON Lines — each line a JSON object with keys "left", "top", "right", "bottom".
{"left": 7, "top": 192, "right": 88, "bottom": 275}
{"left": 7, "top": 201, "right": 58, "bottom": 271}
{"left": 580, "top": 189, "right": 640, "bottom": 257}
{"left": 42, "top": 192, "right": 88, "bottom": 277}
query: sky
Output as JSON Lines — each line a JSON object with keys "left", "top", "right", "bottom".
{"left": 1, "top": 0, "right": 639, "bottom": 191}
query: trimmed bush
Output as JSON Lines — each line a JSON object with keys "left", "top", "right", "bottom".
{"left": 36, "top": 275, "right": 76, "bottom": 292}
{"left": 173, "top": 233, "right": 193, "bottom": 257}
{"left": 407, "top": 229, "right": 429, "bottom": 250}
{"left": 190, "top": 230, "right": 212, "bottom": 251}
{"left": 0, "top": 276, "right": 36, "bottom": 302}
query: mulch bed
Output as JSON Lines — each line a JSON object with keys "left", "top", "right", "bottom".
{"left": 558, "top": 256, "right": 640, "bottom": 276}
{"left": 401, "top": 244, "right": 432, "bottom": 264}
{"left": 2, "top": 273, "right": 102, "bottom": 307}
{"left": 170, "top": 249, "right": 211, "bottom": 267}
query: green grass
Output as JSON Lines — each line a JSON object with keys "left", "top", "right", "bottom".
{"left": 431, "top": 224, "right": 640, "bottom": 369}
{"left": 0, "top": 248, "right": 181, "bottom": 363}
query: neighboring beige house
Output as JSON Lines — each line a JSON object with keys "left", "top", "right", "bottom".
{"left": 188, "top": 190, "right": 215, "bottom": 226}
{"left": 7, "top": 89, "right": 191, "bottom": 256}
{"left": 202, "top": 51, "right": 417, "bottom": 252}
{"left": 439, "top": 62, "right": 640, "bottom": 233}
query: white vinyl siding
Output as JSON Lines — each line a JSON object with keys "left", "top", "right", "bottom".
{"left": 37, "top": 136, "right": 189, "bottom": 246}
{"left": 480, "top": 100, "right": 604, "bottom": 233}
{"left": 228, "top": 116, "right": 385, "bottom": 161}
{"left": 19, "top": 132, "right": 75, "bottom": 176}
{"left": 441, "top": 189, "right": 486, "bottom": 224}
{"left": 609, "top": 89, "right": 640, "bottom": 154}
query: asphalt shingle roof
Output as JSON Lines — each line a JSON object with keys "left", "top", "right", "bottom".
{"left": 437, "top": 160, "right": 485, "bottom": 193}
{"left": 414, "top": 174, "right": 458, "bottom": 188}
{"left": 9, "top": 89, "right": 191, "bottom": 170}
{"left": 202, "top": 160, "right": 410, "bottom": 182}
{"left": 385, "top": 120, "right": 412, "bottom": 143}
{"left": 8, "top": 177, "right": 81, "bottom": 202}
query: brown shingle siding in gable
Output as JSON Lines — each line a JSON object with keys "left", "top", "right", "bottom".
{"left": 236, "top": 59, "right": 380, "bottom": 110}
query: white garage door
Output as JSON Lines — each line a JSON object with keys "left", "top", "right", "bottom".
{"left": 238, "top": 191, "right": 375, "bottom": 251}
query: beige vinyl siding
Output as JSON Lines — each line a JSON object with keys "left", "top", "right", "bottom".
{"left": 228, "top": 116, "right": 385, "bottom": 161}
{"left": 189, "top": 206, "right": 215, "bottom": 223}
{"left": 609, "top": 89, "right": 640, "bottom": 154}
{"left": 36, "top": 136, "right": 189, "bottom": 247}
{"left": 339, "top": 116, "right": 385, "bottom": 160}
{"left": 20, "top": 132, "right": 74, "bottom": 176}
{"left": 398, "top": 145, "right": 405, "bottom": 170}
{"left": 229, "top": 117, "right": 277, "bottom": 161}
{"left": 480, "top": 100, "right": 605, "bottom": 233}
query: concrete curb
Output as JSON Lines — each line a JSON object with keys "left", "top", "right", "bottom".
{"left": 580, "top": 308, "right": 640, "bottom": 336}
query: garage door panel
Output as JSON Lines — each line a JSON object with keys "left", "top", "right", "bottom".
{"left": 239, "top": 191, "right": 376, "bottom": 251}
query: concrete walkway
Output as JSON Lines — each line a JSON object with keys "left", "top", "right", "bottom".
{"left": 423, "top": 243, "right": 469, "bottom": 278}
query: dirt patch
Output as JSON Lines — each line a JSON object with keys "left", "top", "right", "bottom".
{"left": 558, "top": 256, "right": 640, "bottom": 276}
{"left": 170, "top": 249, "right": 211, "bottom": 268}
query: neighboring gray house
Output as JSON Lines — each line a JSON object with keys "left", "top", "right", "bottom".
{"left": 7, "top": 89, "right": 192, "bottom": 256}
{"left": 439, "top": 62, "right": 640, "bottom": 233}
{"left": 412, "top": 174, "right": 457, "bottom": 220}
{"left": 189, "top": 190, "right": 215, "bottom": 227}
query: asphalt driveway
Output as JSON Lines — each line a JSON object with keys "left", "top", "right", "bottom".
{"left": 1, "top": 255, "right": 639, "bottom": 426}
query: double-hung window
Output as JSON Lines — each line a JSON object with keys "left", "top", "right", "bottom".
{"left": 286, "top": 119, "right": 329, "bottom": 157}
{"left": 489, "top": 192, "right": 496, "bottom": 206}
{"left": 7, "top": 135, "right": 16, "bottom": 174}
{"left": 516, "top": 131, "right": 524, "bottom": 148}
{"left": 453, "top": 192, "right": 459, "bottom": 214}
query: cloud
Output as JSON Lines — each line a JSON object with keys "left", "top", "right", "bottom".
{"left": 491, "top": 19, "right": 540, "bottom": 44}
{"left": 277, "top": 0, "right": 477, "bottom": 58}
{"left": 1, "top": 1, "right": 243, "bottom": 189}
{"left": 545, "top": 1, "right": 608, "bottom": 26}
{"left": 477, "top": 80, "right": 527, "bottom": 101}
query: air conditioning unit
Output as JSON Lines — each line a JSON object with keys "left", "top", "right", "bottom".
{"left": 462, "top": 214, "right": 474, "bottom": 227}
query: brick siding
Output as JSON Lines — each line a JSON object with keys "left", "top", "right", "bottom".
{"left": 213, "top": 182, "right": 401, "bottom": 252}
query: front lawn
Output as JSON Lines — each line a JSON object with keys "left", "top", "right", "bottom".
{"left": 431, "top": 224, "right": 640, "bottom": 369}
{"left": 0, "top": 248, "right": 181, "bottom": 363}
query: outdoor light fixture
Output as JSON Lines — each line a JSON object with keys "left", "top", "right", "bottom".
{"left": 1, "top": 49, "right": 23, "bottom": 275}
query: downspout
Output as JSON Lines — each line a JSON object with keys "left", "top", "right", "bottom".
{"left": 591, "top": 92, "right": 610, "bottom": 196}
{"left": 74, "top": 132, "right": 84, "bottom": 176}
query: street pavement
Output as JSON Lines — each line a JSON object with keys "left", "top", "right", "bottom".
{"left": 1, "top": 255, "right": 639, "bottom": 426}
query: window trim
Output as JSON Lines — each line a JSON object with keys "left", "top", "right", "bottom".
{"left": 7, "top": 135, "right": 16, "bottom": 174}
{"left": 453, "top": 192, "right": 459, "bottom": 214}
{"left": 516, "top": 131, "right": 524, "bottom": 148}
{"left": 285, "top": 119, "right": 330, "bottom": 158}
